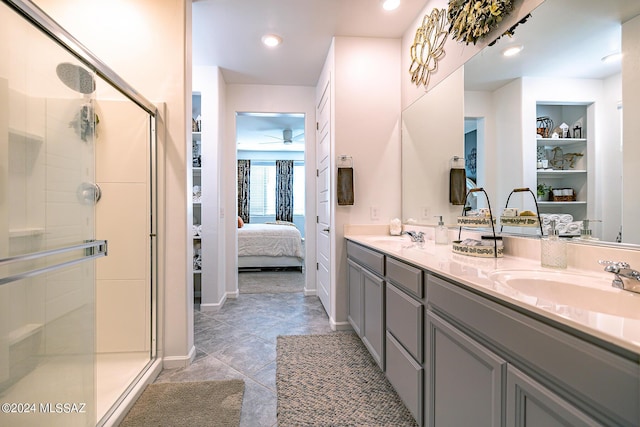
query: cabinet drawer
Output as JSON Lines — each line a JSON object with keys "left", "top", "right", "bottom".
{"left": 386, "top": 332, "right": 423, "bottom": 425}
{"left": 346, "top": 241, "right": 384, "bottom": 276}
{"left": 386, "top": 257, "right": 423, "bottom": 298}
{"left": 427, "top": 274, "right": 639, "bottom": 427}
{"left": 386, "top": 283, "right": 423, "bottom": 362}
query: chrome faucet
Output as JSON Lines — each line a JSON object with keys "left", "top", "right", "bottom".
{"left": 599, "top": 260, "right": 640, "bottom": 294}
{"left": 403, "top": 230, "right": 425, "bottom": 243}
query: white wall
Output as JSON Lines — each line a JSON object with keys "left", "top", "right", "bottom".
{"left": 601, "top": 73, "right": 623, "bottom": 242}
{"left": 224, "top": 84, "right": 317, "bottom": 295}
{"left": 403, "top": 66, "right": 464, "bottom": 226}
{"left": 622, "top": 14, "right": 640, "bottom": 243}
{"left": 193, "top": 66, "right": 225, "bottom": 311}
{"left": 331, "top": 36, "right": 402, "bottom": 326}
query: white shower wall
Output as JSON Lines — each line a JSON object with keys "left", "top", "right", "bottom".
{"left": 95, "top": 100, "right": 151, "bottom": 354}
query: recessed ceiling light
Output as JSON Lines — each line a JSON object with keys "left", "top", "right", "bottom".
{"left": 382, "top": 0, "right": 400, "bottom": 11}
{"left": 502, "top": 45, "right": 523, "bottom": 57}
{"left": 601, "top": 52, "right": 622, "bottom": 63}
{"left": 261, "top": 34, "right": 282, "bottom": 48}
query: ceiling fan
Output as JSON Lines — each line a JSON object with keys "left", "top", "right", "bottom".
{"left": 261, "top": 129, "right": 304, "bottom": 144}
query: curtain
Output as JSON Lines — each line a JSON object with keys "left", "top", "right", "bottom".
{"left": 237, "top": 159, "right": 251, "bottom": 223}
{"left": 276, "top": 160, "right": 294, "bottom": 222}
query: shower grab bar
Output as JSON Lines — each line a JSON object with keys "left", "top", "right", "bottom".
{"left": 0, "top": 240, "right": 107, "bottom": 286}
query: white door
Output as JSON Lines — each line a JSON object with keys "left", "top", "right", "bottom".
{"left": 316, "top": 79, "right": 331, "bottom": 314}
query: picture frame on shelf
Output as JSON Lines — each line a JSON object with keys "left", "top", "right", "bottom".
{"left": 573, "top": 125, "right": 582, "bottom": 139}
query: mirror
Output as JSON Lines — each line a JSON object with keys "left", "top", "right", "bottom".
{"left": 402, "top": 0, "right": 640, "bottom": 246}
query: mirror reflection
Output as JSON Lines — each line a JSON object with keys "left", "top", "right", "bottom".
{"left": 402, "top": 0, "right": 640, "bottom": 246}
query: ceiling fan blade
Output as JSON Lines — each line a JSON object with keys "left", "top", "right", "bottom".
{"left": 265, "top": 134, "right": 283, "bottom": 141}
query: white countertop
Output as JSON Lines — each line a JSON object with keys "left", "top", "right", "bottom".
{"left": 345, "top": 233, "right": 640, "bottom": 356}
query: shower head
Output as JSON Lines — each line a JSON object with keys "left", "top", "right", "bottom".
{"left": 56, "top": 62, "right": 95, "bottom": 94}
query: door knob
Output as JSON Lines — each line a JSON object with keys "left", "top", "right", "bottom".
{"left": 323, "top": 228, "right": 330, "bottom": 232}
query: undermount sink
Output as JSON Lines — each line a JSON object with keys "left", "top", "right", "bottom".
{"left": 488, "top": 269, "right": 640, "bottom": 319}
{"left": 365, "top": 236, "right": 428, "bottom": 251}
{"left": 368, "top": 235, "right": 410, "bottom": 242}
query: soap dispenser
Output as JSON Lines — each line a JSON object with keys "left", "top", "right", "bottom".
{"left": 434, "top": 216, "right": 449, "bottom": 245}
{"left": 541, "top": 220, "right": 567, "bottom": 269}
{"left": 578, "top": 219, "right": 600, "bottom": 241}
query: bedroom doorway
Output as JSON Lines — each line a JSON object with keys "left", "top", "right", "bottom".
{"left": 236, "top": 112, "right": 306, "bottom": 294}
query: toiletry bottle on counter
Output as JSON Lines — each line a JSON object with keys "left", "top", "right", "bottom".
{"left": 541, "top": 220, "right": 567, "bottom": 269}
{"left": 435, "top": 216, "right": 448, "bottom": 245}
{"left": 577, "top": 219, "right": 599, "bottom": 241}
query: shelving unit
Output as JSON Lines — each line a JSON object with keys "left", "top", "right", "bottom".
{"left": 535, "top": 103, "right": 589, "bottom": 224}
{"left": 192, "top": 94, "right": 202, "bottom": 296}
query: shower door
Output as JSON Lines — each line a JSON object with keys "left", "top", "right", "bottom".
{"left": 0, "top": 14, "right": 101, "bottom": 427}
{"left": 0, "top": 1, "right": 157, "bottom": 426}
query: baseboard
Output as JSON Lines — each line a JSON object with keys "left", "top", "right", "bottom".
{"left": 162, "top": 345, "right": 196, "bottom": 369}
{"left": 226, "top": 289, "right": 239, "bottom": 299}
{"left": 100, "top": 358, "right": 163, "bottom": 427}
{"left": 200, "top": 293, "right": 227, "bottom": 312}
{"left": 330, "top": 318, "right": 353, "bottom": 331}
{"left": 303, "top": 287, "right": 317, "bottom": 296}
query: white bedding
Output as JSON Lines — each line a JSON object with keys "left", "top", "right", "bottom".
{"left": 238, "top": 223, "right": 304, "bottom": 259}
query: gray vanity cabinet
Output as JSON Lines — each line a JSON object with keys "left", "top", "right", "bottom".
{"left": 347, "top": 259, "right": 363, "bottom": 336}
{"left": 506, "top": 365, "right": 601, "bottom": 427}
{"left": 385, "top": 257, "right": 425, "bottom": 425}
{"left": 346, "top": 241, "right": 385, "bottom": 369}
{"left": 427, "top": 273, "right": 639, "bottom": 427}
{"left": 425, "top": 311, "right": 505, "bottom": 427}
{"left": 362, "top": 267, "right": 384, "bottom": 368}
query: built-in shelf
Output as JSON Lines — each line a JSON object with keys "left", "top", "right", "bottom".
{"left": 192, "top": 93, "right": 202, "bottom": 302}
{"left": 537, "top": 170, "right": 586, "bottom": 176}
{"left": 9, "top": 227, "right": 45, "bottom": 238}
{"left": 538, "top": 201, "right": 587, "bottom": 206}
{"left": 9, "top": 127, "right": 44, "bottom": 144}
{"left": 536, "top": 137, "right": 586, "bottom": 146}
{"left": 8, "top": 323, "right": 43, "bottom": 345}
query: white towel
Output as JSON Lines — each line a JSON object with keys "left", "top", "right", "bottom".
{"left": 559, "top": 214, "right": 573, "bottom": 223}
{"left": 565, "top": 222, "right": 581, "bottom": 234}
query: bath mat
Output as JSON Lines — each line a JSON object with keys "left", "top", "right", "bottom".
{"left": 276, "top": 333, "right": 417, "bottom": 426}
{"left": 119, "top": 379, "right": 244, "bottom": 427}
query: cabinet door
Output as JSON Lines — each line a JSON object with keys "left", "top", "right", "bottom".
{"left": 386, "top": 282, "right": 423, "bottom": 362}
{"left": 362, "top": 268, "right": 384, "bottom": 369}
{"left": 347, "top": 259, "right": 363, "bottom": 336}
{"left": 426, "top": 312, "right": 506, "bottom": 427}
{"left": 506, "top": 366, "right": 602, "bottom": 427}
{"left": 386, "top": 332, "right": 423, "bottom": 425}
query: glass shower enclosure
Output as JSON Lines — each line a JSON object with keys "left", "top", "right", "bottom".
{"left": 0, "top": 1, "right": 158, "bottom": 426}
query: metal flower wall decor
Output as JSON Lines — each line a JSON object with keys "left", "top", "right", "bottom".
{"left": 447, "top": 0, "right": 515, "bottom": 45}
{"left": 409, "top": 8, "right": 449, "bottom": 89}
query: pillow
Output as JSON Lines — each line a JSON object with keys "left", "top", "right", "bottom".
{"left": 237, "top": 216, "right": 244, "bottom": 228}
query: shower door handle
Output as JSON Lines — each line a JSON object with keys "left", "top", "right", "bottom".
{"left": 77, "top": 182, "right": 102, "bottom": 204}
{"left": 0, "top": 240, "right": 108, "bottom": 286}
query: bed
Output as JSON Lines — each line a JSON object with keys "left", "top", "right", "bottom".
{"left": 237, "top": 222, "right": 304, "bottom": 270}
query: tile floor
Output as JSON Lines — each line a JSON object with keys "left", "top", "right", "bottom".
{"left": 154, "top": 288, "right": 334, "bottom": 427}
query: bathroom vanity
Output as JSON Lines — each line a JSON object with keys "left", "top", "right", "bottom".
{"left": 345, "top": 233, "right": 640, "bottom": 427}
